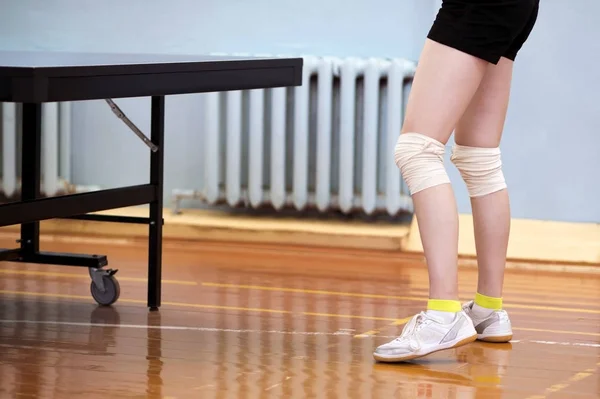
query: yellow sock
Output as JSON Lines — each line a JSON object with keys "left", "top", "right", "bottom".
{"left": 427, "top": 299, "right": 461, "bottom": 313}
{"left": 474, "top": 292, "right": 502, "bottom": 310}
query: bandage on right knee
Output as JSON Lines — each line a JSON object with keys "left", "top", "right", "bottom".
{"left": 450, "top": 144, "right": 507, "bottom": 197}
{"left": 394, "top": 132, "right": 451, "bottom": 195}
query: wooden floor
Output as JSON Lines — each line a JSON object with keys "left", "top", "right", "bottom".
{"left": 0, "top": 234, "right": 599, "bottom": 399}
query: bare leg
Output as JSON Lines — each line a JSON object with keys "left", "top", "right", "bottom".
{"left": 373, "top": 39, "right": 490, "bottom": 363}
{"left": 454, "top": 57, "right": 514, "bottom": 299}
{"left": 401, "top": 39, "right": 488, "bottom": 300}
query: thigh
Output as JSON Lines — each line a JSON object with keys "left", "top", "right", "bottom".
{"left": 401, "top": 38, "right": 488, "bottom": 144}
{"left": 454, "top": 57, "right": 514, "bottom": 148}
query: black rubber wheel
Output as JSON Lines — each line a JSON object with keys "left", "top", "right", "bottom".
{"left": 90, "top": 275, "right": 121, "bottom": 306}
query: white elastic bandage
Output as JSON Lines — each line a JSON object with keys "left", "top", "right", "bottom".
{"left": 394, "top": 132, "right": 451, "bottom": 195}
{"left": 450, "top": 144, "right": 507, "bottom": 197}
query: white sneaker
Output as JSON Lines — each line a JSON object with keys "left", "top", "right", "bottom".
{"left": 373, "top": 311, "right": 477, "bottom": 363}
{"left": 462, "top": 301, "right": 513, "bottom": 343}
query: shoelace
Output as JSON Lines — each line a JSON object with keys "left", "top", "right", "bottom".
{"left": 395, "top": 312, "right": 432, "bottom": 341}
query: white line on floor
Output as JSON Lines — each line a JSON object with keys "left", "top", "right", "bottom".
{"left": 1, "top": 319, "right": 598, "bottom": 348}
{"left": 264, "top": 376, "right": 291, "bottom": 391}
{"left": 0, "top": 319, "right": 354, "bottom": 337}
{"left": 527, "top": 339, "right": 600, "bottom": 349}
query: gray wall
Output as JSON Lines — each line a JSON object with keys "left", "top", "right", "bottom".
{"left": 1, "top": 0, "right": 598, "bottom": 223}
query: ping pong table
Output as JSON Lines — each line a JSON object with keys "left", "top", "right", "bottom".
{"left": 0, "top": 51, "right": 303, "bottom": 310}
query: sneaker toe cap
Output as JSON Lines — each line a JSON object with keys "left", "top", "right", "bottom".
{"left": 374, "top": 340, "right": 417, "bottom": 356}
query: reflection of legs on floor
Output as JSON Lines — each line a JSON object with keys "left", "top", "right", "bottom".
{"left": 376, "top": 341, "right": 514, "bottom": 398}
{"left": 457, "top": 342, "right": 514, "bottom": 398}
{"left": 389, "top": 365, "right": 477, "bottom": 399}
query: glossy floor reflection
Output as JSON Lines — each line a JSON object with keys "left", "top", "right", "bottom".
{"left": 0, "top": 236, "right": 599, "bottom": 398}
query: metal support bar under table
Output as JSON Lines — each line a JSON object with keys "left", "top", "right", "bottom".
{"left": 0, "top": 97, "right": 166, "bottom": 310}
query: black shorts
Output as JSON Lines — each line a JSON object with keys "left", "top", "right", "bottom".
{"left": 427, "top": 0, "right": 540, "bottom": 64}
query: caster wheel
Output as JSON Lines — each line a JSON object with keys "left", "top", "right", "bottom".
{"left": 90, "top": 274, "right": 121, "bottom": 306}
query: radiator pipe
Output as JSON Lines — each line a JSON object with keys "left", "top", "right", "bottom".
{"left": 248, "top": 89, "right": 265, "bottom": 208}
{"left": 338, "top": 59, "right": 359, "bottom": 214}
{"left": 59, "top": 102, "right": 72, "bottom": 183}
{"left": 361, "top": 59, "right": 381, "bottom": 215}
{"left": 270, "top": 87, "right": 286, "bottom": 210}
{"left": 291, "top": 56, "right": 318, "bottom": 211}
{"left": 226, "top": 90, "right": 242, "bottom": 206}
{"left": 315, "top": 57, "right": 333, "bottom": 212}
{"left": 203, "top": 93, "right": 220, "bottom": 204}
{"left": 1, "top": 103, "right": 17, "bottom": 198}
{"left": 42, "top": 103, "right": 59, "bottom": 197}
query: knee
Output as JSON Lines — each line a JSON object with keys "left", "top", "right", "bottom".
{"left": 394, "top": 133, "right": 451, "bottom": 195}
{"left": 450, "top": 144, "right": 507, "bottom": 198}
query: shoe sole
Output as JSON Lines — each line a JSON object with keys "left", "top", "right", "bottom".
{"left": 373, "top": 333, "right": 477, "bottom": 363}
{"left": 477, "top": 334, "right": 512, "bottom": 343}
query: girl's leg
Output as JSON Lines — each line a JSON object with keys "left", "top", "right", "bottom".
{"left": 374, "top": 38, "right": 487, "bottom": 363}
{"left": 452, "top": 57, "right": 515, "bottom": 342}
{"left": 374, "top": 0, "right": 538, "bottom": 364}
{"left": 400, "top": 40, "right": 488, "bottom": 304}
{"left": 452, "top": 2, "right": 539, "bottom": 343}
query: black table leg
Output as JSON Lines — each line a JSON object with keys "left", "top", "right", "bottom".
{"left": 148, "top": 96, "right": 164, "bottom": 311}
{"left": 20, "top": 103, "right": 42, "bottom": 256}
{"left": 1, "top": 99, "right": 166, "bottom": 310}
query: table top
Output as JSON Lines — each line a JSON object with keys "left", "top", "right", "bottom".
{"left": 0, "top": 51, "right": 303, "bottom": 103}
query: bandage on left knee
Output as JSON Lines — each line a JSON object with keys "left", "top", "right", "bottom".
{"left": 450, "top": 144, "right": 507, "bottom": 198}
{"left": 394, "top": 132, "right": 451, "bottom": 195}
